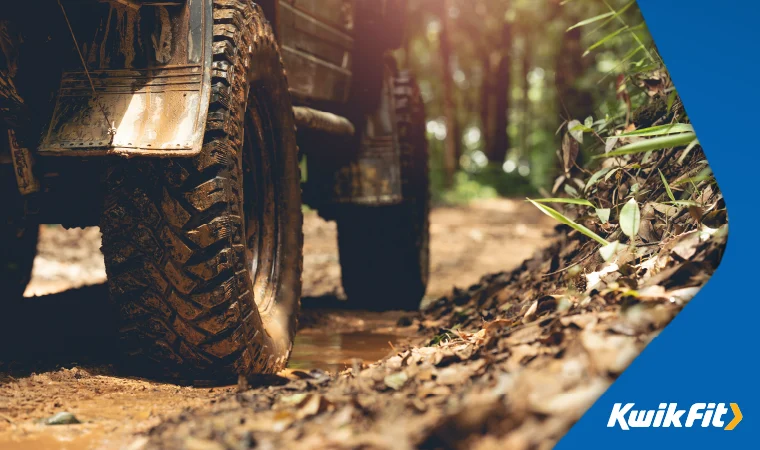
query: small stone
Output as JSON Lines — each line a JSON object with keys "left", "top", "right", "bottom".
{"left": 43, "top": 412, "right": 80, "bottom": 425}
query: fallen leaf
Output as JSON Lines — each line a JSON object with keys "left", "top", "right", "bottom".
{"left": 562, "top": 133, "right": 580, "bottom": 175}
{"left": 596, "top": 208, "right": 611, "bottom": 224}
{"left": 296, "top": 394, "right": 332, "bottom": 420}
{"left": 581, "top": 331, "right": 640, "bottom": 375}
{"left": 600, "top": 241, "right": 624, "bottom": 262}
{"left": 667, "top": 286, "right": 702, "bottom": 305}
{"left": 522, "top": 300, "right": 538, "bottom": 323}
{"left": 384, "top": 371, "right": 409, "bottom": 391}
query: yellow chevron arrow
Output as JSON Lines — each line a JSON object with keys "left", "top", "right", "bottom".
{"left": 725, "top": 403, "right": 742, "bottom": 430}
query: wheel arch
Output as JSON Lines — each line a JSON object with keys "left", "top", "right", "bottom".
{"left": 37, "top": 0, "right": 215, "bottom": 158}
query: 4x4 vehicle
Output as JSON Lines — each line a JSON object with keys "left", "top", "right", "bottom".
{"left": 0, "top": 0, "right": 429, "bottom": 380}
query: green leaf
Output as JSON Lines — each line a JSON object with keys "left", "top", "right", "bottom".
{"left": 619, "top": 198, "right": 641, "bottom": 238}
{"left": 532, "top": 198, "right": 595, "bottom": 207}
{"left": 600, "top": 241, "right": 624, "bottom": 262}
{"left": 596, "top": 132, "right": 697, "bottom": 158}
{"left": 618, "top": 123, "right": 693, "bottom": 137}
{"left": 605, "top": 136, "right": 619, "bottom": 154}
{"left": 527, "top": 199, "right": 609, "bottom": 246}
{"left": 564, "top": 183, "right": 580, "bottom": 197}
{"left": 604, "top": 167, "right": 620, "bottom": 181}
{"left": 567, "top": 12, "right": 615, "bottom": 31}
{"left": 658, "top": 169, "right": 676, "bottom": 202}
{"left": 596, "top": 208, "right": 611, "bottom": 224}
{"left": 568, "top": 119, "right": 586, "bottom": 144}
{"left": 585, "top": 167, "right": 612, "bottom": 192}
{"left": 666, "top": 90, "right": 678, "bottom": 113}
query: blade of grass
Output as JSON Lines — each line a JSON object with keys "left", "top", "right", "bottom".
{"left": 676, "top": 138, "right": 701, "bottom": 165}
{"left": 584, "top": 25, "right": 629, "bottom": 56}
{"left": 658, "top": 169, "right": 676, "bottom": 202}
{"left": 567, "top": 12, "right": 615, "bottom": 31}
{"left": 602, "top": 0, "right": 656, "bottom": 63}
{"left": 673, "top": 167, "right": 713, "bottom": 186}
{"left": 527, "top": 199, "right": 609, "bottom": 246}
{"left": 588, "top": 0, "right": 637, "bottom": 35}
{"left": 664, "top": 200, "right": 701, "bottom": 207}
{"left": 595, "top": 132, "right": 697, "bottom": 158}
{"left": 532, "top": 198, "right": 595, "bottom": 207}
{"left": 584, "top": 23, "right": 647, "bottom": 57}
{"left": 618, "top": 123, "right": 693, "bottom": 137}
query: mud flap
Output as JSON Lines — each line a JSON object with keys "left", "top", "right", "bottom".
{"left": 307, "top": 65, "right": 403, "bottom": 208}
{"left": 38, "top": 0, "right": 212, "bottom": 157}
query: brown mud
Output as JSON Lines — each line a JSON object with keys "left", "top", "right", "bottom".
{"left": 0, "top": 198, "right": 552, "bottom": 450}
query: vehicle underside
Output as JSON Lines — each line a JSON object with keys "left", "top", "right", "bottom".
{"left": 0, "top": 0, "right": 429, "bottom": 381}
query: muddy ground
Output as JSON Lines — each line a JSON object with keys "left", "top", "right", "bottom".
{"left": 0, "top": 199, "right": 553, "bottom": 449}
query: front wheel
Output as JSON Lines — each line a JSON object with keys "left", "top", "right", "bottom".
{"left": 100, "top": 1, "right": 302, "bottom": 381}
{"left": 337, "top": 71, "right": 430, "bottom": 311}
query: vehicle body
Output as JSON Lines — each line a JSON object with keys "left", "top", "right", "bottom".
{"left": 0, "top": 0, "right": 428, "bottom": 380}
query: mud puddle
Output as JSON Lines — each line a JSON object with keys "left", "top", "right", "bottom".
{"left": 289, "top": 331, "right": 402, "bottom": 373}
{"left": 291, "top": 308, "right": 417, "bottom": 373}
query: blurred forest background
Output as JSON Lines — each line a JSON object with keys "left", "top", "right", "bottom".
{"left": 395, "top": 0, "right": 657, "bottom": 203}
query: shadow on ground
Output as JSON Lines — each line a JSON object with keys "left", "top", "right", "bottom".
{"left": 0, "top": 287, "right": 394, "bottom": 379}
{"left": 0, "top": 285, "right": 118, "bottom": 377}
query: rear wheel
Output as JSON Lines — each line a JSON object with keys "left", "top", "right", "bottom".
{"left": 100, "top": 1, "right": 302, "bottom": 381}
{"left": 337, "top": 71, "right": 430, "bottom": 311}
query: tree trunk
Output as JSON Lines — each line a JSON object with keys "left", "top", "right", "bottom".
{"left": 555, "top": 21, "right": 593, "bottom": 122}
{"left": 479, "top": 51, "right": 492, "bottom": 160}
{"left": 490, "top": 22, "right": 512, "bottom": 164}
{"left": 438, "top": 0, "right": 459, "bottom": 187}
{"left": 520, "top": 35, "right": 532, "bottom": 155}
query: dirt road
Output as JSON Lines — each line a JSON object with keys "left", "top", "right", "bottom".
{"left": 0, "top": 199, "right": 553, "bottom": 449}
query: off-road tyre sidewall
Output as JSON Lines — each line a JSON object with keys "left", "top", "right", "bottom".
{"left": 337, "top": 70, "right": 430, "bottom": 311}
{"left": 100, "top": 0, "right": 302, "bottom": 382}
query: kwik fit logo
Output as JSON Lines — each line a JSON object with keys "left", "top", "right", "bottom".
{"left": 608, "top": 403, "right": 742, "bottom": 430}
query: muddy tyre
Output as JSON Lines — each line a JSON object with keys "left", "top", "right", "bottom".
{"left": 337, "top": 71, "right": 430, "bottom": 311}
{"left": 0, "top": 166, "right": 37, "bottom": 300}
{"left": 100, "top": 1, "right": 302, "bottom": 381}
